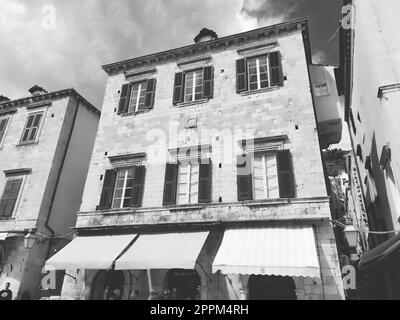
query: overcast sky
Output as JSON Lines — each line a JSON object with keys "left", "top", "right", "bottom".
{"left": 0, "top": 0, "right": 343, "bottom": 108}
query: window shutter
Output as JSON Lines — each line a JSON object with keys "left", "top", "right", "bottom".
{"left": 236, "top": 154, "right": 253, "bottom": 201}
{"left": 202, "top": 66, "right": 214, "bottom": 99}
{"left": 0, "top": 178, "right": 22, "bottom": 217}
{"left": 269, "top": 51, "right": 283, "bottom": 86}
{"left": 131, "top": 166, "right": 146, "bottom": 207}
{"left": 99, "top": 169, "right": 117, "bottom": 210}
{"left": 0, "top": 118, "right": 9, "bottom": 143}
{"left": 198, "top": 160, "right": 212, "bottom": 203}
{"left": 236, "top": 58, "right": 248, "bottom": 93}
{"left": 143, "top": 78, "right": 156, "bottom": 109}
{"left": 163, "top": 163, "right": 178, "bottom": 206}
{"left": 277, "top": 150, "right": 295, "bottom": 198}
{"left": 173, "top": 72, "right": 184, "bottom": 105}
{"left": 118, "top": 84, "right": 131, "bottom": 114}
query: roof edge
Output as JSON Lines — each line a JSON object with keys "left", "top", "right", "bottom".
{"left": 102, "top": 17, "right": 309, "bottom": 76}
{"left": 0, "top": 88, "right": 100, "bottom": 115}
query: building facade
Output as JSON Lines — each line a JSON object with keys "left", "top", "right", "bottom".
{"left": 337, "top": 0, "right": 400, "bottom": 299}
{"left": 52, "top": 19, "right": 345, "bottom": 300}
{"left": 0, "top": 87, "right": 99, "bottom": 299}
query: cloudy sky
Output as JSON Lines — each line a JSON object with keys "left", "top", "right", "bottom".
{"left": 0, "top": 0, "right": 343, "bottom": 108}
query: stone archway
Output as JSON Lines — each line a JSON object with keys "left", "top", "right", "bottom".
{"left": 164, "top": 269, "right": 202, "bottom": 300}
{"left": 248, "top": 275, "right": 297, "bottom": 300}
{"left": 90, "top": 270, "right": 131, "bottom": 300}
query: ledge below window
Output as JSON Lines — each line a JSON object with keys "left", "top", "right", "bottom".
{"left": 175, "top": 99, "right": 209, "bottom": 108}
{"left": 240, "top": 86, "right": 281, "bottom": 96}
{"left": 16, "top": 141, "right": 39, "bottom": 147}
{"left": 119, "top": 109, "right": 151, "bottom": 117}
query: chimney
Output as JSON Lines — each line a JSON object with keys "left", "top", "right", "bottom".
{"left": 28, "top": 85, "right": 48, "bottom": 96}
{"left": 194, "top": 28, "right": 218, "bottom": 44}
{"left": 0, "top": 95, "right": 10, "bottom": 103}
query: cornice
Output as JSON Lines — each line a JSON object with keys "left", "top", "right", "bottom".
{"left": 102, "top": 18, "right": 310, "bottom": 76}
{"left": 0, "top": 88, "right": 100, "bottom": 116}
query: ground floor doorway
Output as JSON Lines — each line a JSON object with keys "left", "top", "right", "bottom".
{"left": 248, "top": 275, "right": 297, "bottom": 300}
{"left": 90, "top": 270, "right": 125, "bottom": 300}
{"left": 164, "top": 269, "right": 201, "bottom": 300}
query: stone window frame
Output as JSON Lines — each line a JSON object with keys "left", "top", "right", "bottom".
{"left": 0, "top": 169, "right": 31, "bottom": 220}
{"left": 18, "top": 108, "right": 47, "bottom": 146}
{"left": 0, "top": 113, "right": 12, "bottom": 147}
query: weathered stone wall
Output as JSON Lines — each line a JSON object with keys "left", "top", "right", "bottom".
{"left": 80, "top": 29, "right": 326, "bottom": 214}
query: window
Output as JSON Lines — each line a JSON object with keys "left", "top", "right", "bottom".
{"left": 20, "top": 112, "right": 43, "bottom": 144}
{"left": 128, "top": 81, "right": 148, "bottom": 113}
{"left": 163, "top": 160, "right": 212, "bottom": 205}
{"left": 0, "top": 116, "right": 10, "bottom": 145}
{"left": 0, "top": 176, "right": 24, "bottom": 218}
{"left": 172, "top": 66, "right": 214, "bottom": 105}
{"left": 237, "top": 150, "right": 294, "bottom": 201}
{"left": 112, "top": 168, "right": 135, "bottom": 209}
{"left": 236, "top": 51, "right": 283, "bottom": 93}
{"left": 248, "top": 55, "right": 269, "bottom": 90}
{"left": 98, "top": 166, "right": 146, "bottom": 210}
{"left": 253, "top": 153, "right": 279, "bottom": 200}
{"left": 314, "top": 83, "right": 330, "bottom": 97}
{"left": 184, "top": 70, "right": 204, "bottom": 102}
{"left": 118, "top": 78, "right": 156, "bottom": 115}
{"left": 177, "top": 162, "right": 199, "bottom": 204}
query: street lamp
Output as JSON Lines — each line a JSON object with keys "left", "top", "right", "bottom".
{"left": 343, "top": 225, "right": 358, "bottom": 248}
{"left": 24, "top": 229, "right": 37, "bottom": 249}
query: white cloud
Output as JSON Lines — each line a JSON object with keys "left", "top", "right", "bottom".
{"left": 0, "top": 0, "right": 283, "bottom": 106}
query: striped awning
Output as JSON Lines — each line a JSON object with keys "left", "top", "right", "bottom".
{"left": 212, "top": 226, "right": 320, "bottom": 278}
{"left": 45, "top": 234, "right": 136, "bottom": 270}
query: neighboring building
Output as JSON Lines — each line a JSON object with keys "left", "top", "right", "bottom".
{"left": 310, "top": 65, "right": 343, "bottom": 149}
{"left": 0, "top": 86, "right": 100, "bottom": 299}
{"left": 337, "top": 0, "right": 400, "bottom": 299}
{"left": 49, "top": 19, "right": 345, "bottom": 300}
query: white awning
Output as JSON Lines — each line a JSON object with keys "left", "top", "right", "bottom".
{"left": 0, "top": 232, "right": 24, "bottom": 240}
{"left": 45, "top": 234, "right": 136, "bottom": 270}
{"left": 115, "top": 232, "right": 209, "bottom": 270}
{"left": 212, "top": 226, "right": 320, "bottom": 278}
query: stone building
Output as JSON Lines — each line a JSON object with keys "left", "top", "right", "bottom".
{"left": 337, "top": 0, "right": 400, "bottom": 299}
{"left": 49, "top": 19, "right": 345, "bottom": 300}
{"left": 0, "top": 86, "right": 100, "bottom": 299}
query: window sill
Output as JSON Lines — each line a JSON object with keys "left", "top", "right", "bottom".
{"left": 119, "top": 109, "right": 151, "bottom": 117}
{"left": 239, "top": 86, "right": 281, "bottom": 96}
{"left": 175, "top": 99, "right": 209, "bottom": 108}
{"left": 16, "top": 141, "right": 39, "bottom": 147}
{"left": 0, "top": 217, "right": 15, "bottom": 221}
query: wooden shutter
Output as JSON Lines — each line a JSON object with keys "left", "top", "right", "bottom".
{"left": 173, "top": 72, "right": 184, "bottom": 105}
{"left": 236, "top": 154, "right": 253, "bottom": 201}
{"left": 143, "top": 78, "right": 156, "bottom": 109}
{"left": 163, "top": 163, "right": 178, "bottom": 206}
{"left": 118, "top": 83, "right": 131, "bottom": 114}
{"left": 202, "top": 66, "right": 214, "bottom": 99}
{"left": 277, "top": 150, "right": 295, "bottom": 198}
{"left": 0, "top": 178, "right": 22, "bottom": 217}
{"left": 131, "top": 166, "right": 146, "bottom": 207}
{"left": 236, "top": 58, "right": 248, "bottom": 93}
{"left": 198, "top": 160, "right": 212, "bottom": 203}
{"left": 269, "top": 51, "right": 283, "bottom": 86}
{"left": 0, "top": 117, "right": 9, "bottom": 143}
{"left": 98, "top": 169, "right": 117, "bottom": 209}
